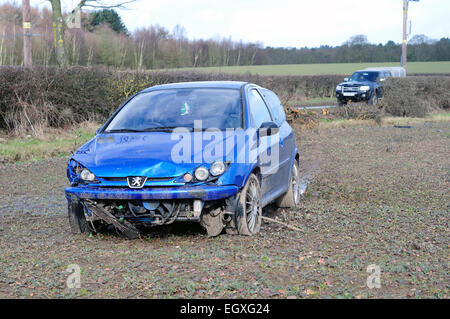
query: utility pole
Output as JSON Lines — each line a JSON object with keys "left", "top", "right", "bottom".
{"left": 402, "top": 0, "right": 420, "bottom": 74}
{"left": 402, "top": 0, "right": 408, "bottom": 73}
{"left": 22, "top": 0, "right": 32, "bottom": 68}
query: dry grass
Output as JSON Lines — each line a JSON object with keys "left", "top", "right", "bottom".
{"left": 382, "top": 113, "right": 450, "bottom": 125}
{"left": 312, "top": 112, "right": 450, "bottom": 129}
{"left": 0, "top": 121, "right": 99, "bottom": 163}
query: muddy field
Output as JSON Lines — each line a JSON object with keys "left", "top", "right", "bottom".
{"left": 0, "top": 122, "right": 448, "bottom": 298}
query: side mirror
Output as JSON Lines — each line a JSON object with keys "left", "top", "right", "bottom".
{"left": 344, "top": 77, "right": 349, "bottom": 82}
{"left": 258, "top": 122, "right": 279, "bottom": 137}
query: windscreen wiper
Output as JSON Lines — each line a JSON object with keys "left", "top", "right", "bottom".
{"left": 104, "top": 129, "right": 145, "bottom": 133}
{"left": 142, "top": 126, "right": 193, "bottom": 132}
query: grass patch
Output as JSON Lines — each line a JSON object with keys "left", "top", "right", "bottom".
{"left": 382, "top": 113, "right": 450, "bottom": 125}
{"left": 0, "top": 123, "right": 97, "bottom": 163}
{"left": 296, "top": 97, "right": 336, "bottom": 106}
{"left": 317, "top": 118, "right": 377, "bottom": 128}
{"left": 315, "top": 112, "right": 450, "bottom": 128}
{"left": 167, "top": 61, "right": 450, "bottom": 76}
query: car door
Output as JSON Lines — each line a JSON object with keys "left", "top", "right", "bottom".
{"left": 260, "top": 89, "right": 293, "bottom": 196}
{"left": 246, "top": 88, "right": 281, "bottom": 204}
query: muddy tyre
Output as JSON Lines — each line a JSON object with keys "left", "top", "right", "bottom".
{"left": 200, "top": 208, "right": 225, "bottom": 237}
{"left": 236, "top": 173, "right": 262, "bottom": 236}
{"left": 225, "top": 227, "right": 238, "bottom": 235}
{"left": 276, "top": 161, "right": 300, "bottom": 208}
{"left": 68, "top": 201, "right": 92, "bottom": 234}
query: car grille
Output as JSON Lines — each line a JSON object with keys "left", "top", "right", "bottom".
{"left": 342, "top": 86, "right": 360, "bottom": 93}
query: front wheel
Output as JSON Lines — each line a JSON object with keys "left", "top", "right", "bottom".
{"left": 68, "top": 201, "right": 93, "bottom": 234}
{"left": 236, "top": 173, "right": 262, "bottom": 236}
{"left": 367, "top": 89, "right": 379, "bottom": 105}
{"left": 276, "top": 161, "right": 300, "bottom": 208}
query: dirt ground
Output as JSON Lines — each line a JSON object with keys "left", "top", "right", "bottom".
{"left": 0, "top": 121, "right": 448, "bottom": 298}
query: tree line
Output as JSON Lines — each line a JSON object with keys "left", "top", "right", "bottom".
{"left": 0, "top": 2, "right": 449, "bottom": 69}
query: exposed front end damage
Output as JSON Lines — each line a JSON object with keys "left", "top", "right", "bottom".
{"left": 66, "top": 187, "right": 240, "bottom": 238}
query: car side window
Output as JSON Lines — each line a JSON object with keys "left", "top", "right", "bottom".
{"left": 247, "top": 89, "right": 272, "bottom": 128}
{"left": 261, "top": 89, "right": 286, "bottom": 126}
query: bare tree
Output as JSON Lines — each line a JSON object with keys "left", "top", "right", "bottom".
{"left": 0, "top": 30, "right": 5, "bottom": 66}
{"left": 47, "top": 0, "right": 135, "bottom": 66}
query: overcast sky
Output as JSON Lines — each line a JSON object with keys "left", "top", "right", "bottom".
{"left": 25, "top": 0, "right": 450, "bottom": 48}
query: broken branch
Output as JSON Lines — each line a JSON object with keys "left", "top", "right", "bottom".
{"left": 262, "top": 216, "right": 303, "bottom": 232}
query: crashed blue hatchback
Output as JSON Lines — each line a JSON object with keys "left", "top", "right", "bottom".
{"left": 65, "top": 81, "right": 300, "bottom": 238}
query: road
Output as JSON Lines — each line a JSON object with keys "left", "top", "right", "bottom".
{"left": 297, "top": 105, "right": 338, "bottom": 110}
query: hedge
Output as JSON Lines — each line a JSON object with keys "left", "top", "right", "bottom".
{"left": 0, "top": 66, "right": 448, "bottom": 134}
{"left": 382, "top": 76, "right": 450, "bottom": 117}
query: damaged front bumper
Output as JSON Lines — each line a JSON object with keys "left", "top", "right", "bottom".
{"left": 64, "top": 184, "right": 239, "bottom": 232}
{"left": 64, "top": 184, "right": 238, "bottom": 201}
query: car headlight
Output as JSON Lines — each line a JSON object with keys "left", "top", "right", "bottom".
{"left": 67, "top": 159, "right": 81, "bottom": 184}
{"left": 80, "top": 168, "right": 96, "bottom": 182}
{"left": 359, "top": 86, "right": 370, "bottom": 91}
{"left": 194, "top": 166, "right": 209, "bottom": 181}
{"left": 336, "top": 85, "right": 342, "bottom": 91}
{"left": 210, "top": 161, "right": 226, "bottom": 176}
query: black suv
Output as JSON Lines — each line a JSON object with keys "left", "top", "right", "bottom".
{"left": 336, "top": 69, "right": 392, "bottom": 105}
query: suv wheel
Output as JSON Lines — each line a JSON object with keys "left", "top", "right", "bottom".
{"left": 368, "top": 89, "right": 379, "bottom": 105}
{"left": 236, "top": 173, "right": 262, "bottom": 236}
{"left": 276, "top": 161, "right": 300, "bottom": 208}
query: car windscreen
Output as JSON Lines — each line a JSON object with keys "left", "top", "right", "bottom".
{"left": 349, "top": 71, "right": 380, "bottom": 82}
{"left": 105, "top": 88, "right": 242, "bottom": 131}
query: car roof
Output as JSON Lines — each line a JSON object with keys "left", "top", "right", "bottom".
{"left": 141, "top": 81, "right": 249, "bottom": 92}
{"left": 354, "top": 69, "right": 381, "bottom": 73}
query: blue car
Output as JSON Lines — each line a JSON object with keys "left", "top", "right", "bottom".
{"left": 65, "top": 81, "right": 300, "bottom": 237}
